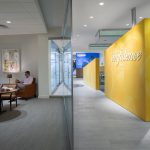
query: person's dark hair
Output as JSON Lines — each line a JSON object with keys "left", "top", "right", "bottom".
{"left": 25, "top": 71, "right": 30, "bottom": 75}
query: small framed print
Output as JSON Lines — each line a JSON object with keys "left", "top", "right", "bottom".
{"left": 2, "top": 49, "right": 20, "bottom": 73}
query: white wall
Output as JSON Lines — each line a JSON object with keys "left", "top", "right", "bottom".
{"left": 0, "top": 34, "right": 50, "bottom": 98}
{"left": 37, "top": 34, "right": 49, "bottom": 98}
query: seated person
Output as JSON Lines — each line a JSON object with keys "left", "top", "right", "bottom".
{"left": 16, "top": 71, "right": 33, "bottom": 89}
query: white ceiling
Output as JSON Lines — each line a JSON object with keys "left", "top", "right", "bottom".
{"left": 0, "top": 0, "right": 150, "bottom": 47}
{"left": 0, "top": 0, "right": 47, "bottom": 35}
{"left": 38, "top": 0, "right": 66, "bottom": 29}
{"left": 72, "top": 0, "right": 150, "bottom": 51}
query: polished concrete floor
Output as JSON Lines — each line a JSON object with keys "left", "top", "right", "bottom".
{"left": 0, "top": 98, "right": 68, "bottom": 150}
{"left": 74, "top": 78, "right": 150, "bottom": 150}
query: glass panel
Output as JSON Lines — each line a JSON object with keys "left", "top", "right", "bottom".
{"left": 56, "top": 53, "right": 60, "bottom": 86}
{"left": 49, "top": 0, "right": 73, "bottom": 149}
{"left": 63, "top": 41, "right": 73, "bottom": 149}
{"left": 64, "top": 51, "right": 71, "bottom": 90}
{"left": 50, "top": 52, "right": 56, "bottom": 92}
{"left": 50, "top": 41, "right": 61, "bottom": 94}
{"left": 49, "top": 39, "right": 73, "bottom": 149}
{"left": 62, "top": 0, "right": 73, "bottom": 149}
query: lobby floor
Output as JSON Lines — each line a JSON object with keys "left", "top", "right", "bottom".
{"left": 74, "top": 78, "right": 150, "bottom": 150}
{"left": 0, "top": 98, "right": 68, "bottom": 150}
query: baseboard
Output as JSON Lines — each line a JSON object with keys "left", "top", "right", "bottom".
{"left": 38, "top": 95, "right": 49, "bottom": 99}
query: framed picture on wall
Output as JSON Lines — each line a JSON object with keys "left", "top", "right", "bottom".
{"left": 2, "top": 49, "right": 20, "bottom": 73}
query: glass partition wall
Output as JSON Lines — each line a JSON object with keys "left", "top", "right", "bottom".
{"left": 50, "top": 40, "right": 62, "bottom": 93}
{"left": 64, "top": 43, "right": 72, "bottom": 90}
{"left": 49, "top": 39, "right": 73, "bottom": 149}
{"left": 62, "top": 0, "right": 73, "bottom": 149}
{"left": 50, "top": 40, "right": 71, "bottom": 96}
{"left": 50, "top": 0, "right": 73, "bottom": 149}
{"left": 63, "top": 41, "right": 73, "bottom": 150}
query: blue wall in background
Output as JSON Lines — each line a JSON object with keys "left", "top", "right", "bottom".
{"left": 76, "top": 53, "right": 100, "bottom": 69}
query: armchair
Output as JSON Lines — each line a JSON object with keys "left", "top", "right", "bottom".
{"left": 17, "top": 78, "right": 36, "bottom": 100}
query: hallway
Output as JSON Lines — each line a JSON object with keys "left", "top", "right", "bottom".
{"left": 74, "top": 79, "right": 150, "bottom": 150}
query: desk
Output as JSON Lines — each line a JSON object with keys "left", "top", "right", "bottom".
{"left": 0, "top": 89, "right": 18, "bottom": 112}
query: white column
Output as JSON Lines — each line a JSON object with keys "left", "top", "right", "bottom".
{"left": 37, "top": 34, "right": 50, "bottom": 98}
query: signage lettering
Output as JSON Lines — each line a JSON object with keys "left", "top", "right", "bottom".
{"left": 112, "top": 50, "right": 143, "bottom": 63}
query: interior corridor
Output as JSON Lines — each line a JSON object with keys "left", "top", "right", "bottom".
{"left": 74, "top": 78, "right": 150, "bottom": 150}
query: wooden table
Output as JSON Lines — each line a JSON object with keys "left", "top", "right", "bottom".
{"left": 0, "top": 89, "right": 18, "bottom": 112}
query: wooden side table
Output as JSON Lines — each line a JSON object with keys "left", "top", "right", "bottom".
{"left": 0, "top": 89, "right": 18, "bottom": 112}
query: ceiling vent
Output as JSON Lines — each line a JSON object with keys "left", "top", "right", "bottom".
{"left": 0, "top": 24, "right": 8, "bottom": 29}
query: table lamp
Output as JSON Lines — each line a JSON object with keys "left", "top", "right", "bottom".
{"left": 7, "top": 73, "right": 12, "bottom": 84}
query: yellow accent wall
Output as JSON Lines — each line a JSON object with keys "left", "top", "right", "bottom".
{"left": 83, "top": 58, "right": 100, "bottom": 90}
{"left": 105, "top": 19, "right": 150, "bottom": 121}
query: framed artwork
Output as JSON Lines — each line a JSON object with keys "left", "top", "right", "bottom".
{"left": 2, "top": 49, "right": 20, "bottom": 73}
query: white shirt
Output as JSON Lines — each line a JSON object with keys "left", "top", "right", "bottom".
{"left": 23, "top": 76, "right": 33, "bottom": 85}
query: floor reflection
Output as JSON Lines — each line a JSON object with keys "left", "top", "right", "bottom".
{"left": 53, "top": 83, "right": 71, "bottom": 96}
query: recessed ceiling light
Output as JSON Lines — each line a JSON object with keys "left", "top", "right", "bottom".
{"left": 126, "top": 23, "right": 130, "bottom": 26}
{"left": 6, "top": 21, "right": 12, "bottom": 24}
{"left": 89, "top": 16, "right": 94, "bottom": 19}
{"left": 139, "top": 16, "right": 143, "bottom": 19}
{"left": 83, "top": 24, "right": 87, "bottom": 27}
{"left": 99, "top": 2, "right": 104, "bottom": 6}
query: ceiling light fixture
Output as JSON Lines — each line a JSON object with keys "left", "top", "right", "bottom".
{"left": 83, "top": 24, "right": 87, "bottom": 27}
{"left": 89, "top": 16, "right": 94, "bottom": 19}
{"left": 6, "top": 21, "right": 12, "bottom": 24}
{"left": 126, "top": 23, "right": 130, "bottom": 26}
{"left": 99, "top": 2, "right": 104, "bottom": 6}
